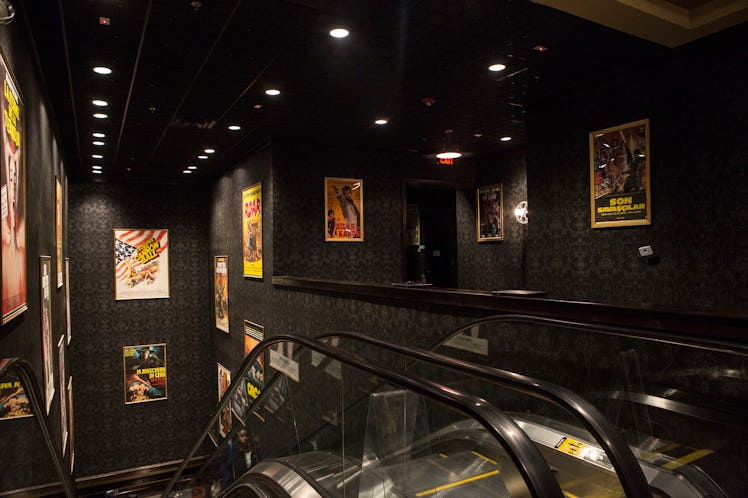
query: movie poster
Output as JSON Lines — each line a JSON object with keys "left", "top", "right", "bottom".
{"left": 477, "top": 184, "right": 504, "bottom": 242}
{"left": 114, "top": 229, "right": 169, "bottom": 300}
{"left": 244, "top": 320, "right": 265, "bottom": 400}
{"left": 217, "top": 362, "right": 232, "bottom": 437}
{"left": 65, "top": 259, "right": 71, "bottom": 345}
{"left": 242, "top": 183, "right": 262, "bottom": 278}
{"left": 325, "top": 177, "right": 363, "bottom": 241}
{"left": 40, "top": 256, "right": 54, "bottom": 414}
{"left": 0, "top": 375, "right": 31, "bottom": 420}
{"left": 123, "top": 343, "right": 167, "bottom": 404}
{"left": 58, "top": 336, "right": 68, "bottom": 455}
{"left": 214, "top": 256, "right": 229, "bottom": 333}
{"left": 590, "top": 119, "right": 651, "bottom": 228}
{"left": 67, "top": 377, "right": 75, "bottom": 471}
{"left": 1, "top": 49, "right": 27, "bottom": 324}
{"left": 55, "top": 177, "right": 63, "bottom": 287}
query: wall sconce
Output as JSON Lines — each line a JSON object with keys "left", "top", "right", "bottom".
{"left": 514, "top": 201, "right": 528, "bottom": 224}
{"left": 0, "top": 1, "right": 14, "bottom": 25}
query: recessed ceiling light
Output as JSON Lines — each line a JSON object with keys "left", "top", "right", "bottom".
{"left": 265, "top": 89, "right": 280, "bottom": 96}
{"left": 254, "top": 104, "right": 262, "bottom": 109}
{"left": 488, "top": 63, "right": 506, "bottom": 72}
{"left": 188, "top": 165, "right": 197, "bottom": 170}
{"left": 93, "top": 66, "right": 112, "bottom": 75}
{"left": 198, "top": 155, "right": 208, "bottom": 159}
{"left": 93, "top": 113, "right": 108, "bottom": 119}
{"left": 374, "top": 119, "right": 387, "bottom": 125}
{"left": 204, "top": 148, "right": 215, "bottom": 154}
{"left": 500, "top": 136, "right": 512, "bottom": 142}
{"left": 92, "top": 165, "right": 102, "bottom": 170}
{"left": 92, "top": 170, "right": 103, "bottom": 174}
{"left": 228, "top": 125, "right": 241, "bottom": 131}
{"left": 92, "top": 154, "right": 103, "bottom": 159}
{"left": 93, "top": 132, "right": 106, "bottom": 138}
{"left": 93, "top": 141, "right": 105, "bottom": 146}
{"left": 330, "top": 28, "right": 349, "bottom": 38}
{"left": 473, "top": 133, "right": 483, "bottom": 138}
{"left": 182, "top": 170, "right": 192, "bottom": 174}
{"left": 436, "top": 151, "right": 462, "bottom": 159}
{"left": 533, "top": 45, "right": 548, "bottom": 52}
{"left": 92, "top": 99, "right": 108, "bottom": 107}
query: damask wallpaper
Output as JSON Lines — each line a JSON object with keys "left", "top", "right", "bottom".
{"left": 68, "top": 181, "right": 213, "bottom": 476}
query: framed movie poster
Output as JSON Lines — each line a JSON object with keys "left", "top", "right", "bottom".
{"left": 1, "top": 48, "right": 27, "bottom": 324}
{"left": 244, "top": 320, "right": 265, "bottom": 401}
{"left": 242, "top": 183, "right": 262, "bottom": 279}
{"left": 477, "top": 184, "right": 504, "bottom": 242}
{"left": 590, "top": 119, "right": 651, "bottom": 228}
{"left": 40, "top": 256, "right": 54, "bottom": 414}
{"left": 67, "top": 377, "right": 75, "bottom": 471}
{"left": 65, "top": 259, "right": 71, "bottom": 344}
{"left": 325, "top": 177, "right": 363, "bottom": 241}
{"left": 56, "top": 176, "right": 63, "bottom": 288}
{"left": 123, "top": 343, "right": 167, "bottom": 404}
{"left": 114, "top": 229, "right": 169, "bottom": 300}
{"left": 57, "top": 335, "right": 68, "bottom": 455}
{"left": 214, "top": 256, "right": 229, "bottom": 333}
{"left": 0, "top": 374, "right": 31, "bottom": 420}
{"left": 217, "top": 362, "right": 232, "bottom": 437}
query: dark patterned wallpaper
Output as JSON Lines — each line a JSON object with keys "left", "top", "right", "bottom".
{"left": 525, "top": 28, "right": 748, "bottom": 311}
{"left": 0, "top": 21, "right": 69, "bottom": 492}
{"left": 458, "top": 150, "right": 528, "bottom": 290}
{"left": 68, "top": 181, "right": 213, "bottom": 477}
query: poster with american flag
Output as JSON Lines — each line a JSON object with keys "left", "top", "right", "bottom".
{"left": 114, "top": 229, "right": 169, "bottom": 300}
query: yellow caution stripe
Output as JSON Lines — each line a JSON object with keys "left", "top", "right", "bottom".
{"left": 562, "top": 492, "right": 580, "bottom": 498}
{"left": 415, "top": 470, "right": 500, "bottom": 497}
{"left": 471, "top": 450, "right": 498, "bottom": 465}
{"left": 662, "top": 449, "right": 714, "bottom": 470}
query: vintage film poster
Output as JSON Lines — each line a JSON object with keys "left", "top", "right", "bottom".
{"left": 65, "top": 259, "right": 71, "bottom": 345}
{"left": 217, "top": 362, "right": 232, "bottom": 437}
{"left": 40, "top": 256, "right": 54, "bottom": 414}
{"left": 214, "top": 256, "right": 229, "bottom": 333}
{"left": 325, "top": 177, "right": 363, "bottom": 241}
{"left": 0, "top": 374, "right": 31, "bottom": 420}
{"left": 57, "top": 335, "right": 68, "bottom": 455}
{"left": 114, "top": 229, "right": 169, "bottom": 300}
{"left": 1, "top": 49, "right": 27, "bottom": 324}
{"left": 67, "top": 377, "right": 75, "bottom": 471}
{"left": 242, "top": 183, "right": 262, "bottom": 279}
{"left": 590, "top": 119, "right": 651, "bottom": 228}
{"left": 55, "top": 177, "right": 63, "bottom": 287}
{"left": 123, "top": 343, "right": 167, "bottom": 404}
{"left": 243, "top": 320, "right": 265, "bottom": 400}
{"left": 477, "top": 184, "right": 504, "bottom": 242}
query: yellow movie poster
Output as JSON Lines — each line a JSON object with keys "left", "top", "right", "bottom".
{"left": 1, "top": 49, "right": 27, "bottom": 324}
{"left": 114, "top": 229, "right": 169, "bottom": 300}
{"left": 214, "top": 256, "right": 229, "bottom": 333}
{"left": 242, "top": 183, "right": 262, "bottom": 278}
{"left": 0, "top": 376, "right": 31, "bottom": 420}
{"left": 123, "top": 343, "right": 167, "bottom": 404}
{"left": 325, "top": 177, "right": 363, "bottom": 241}
{"left": 590, "top": 119, "right": 651, "bottom": 228}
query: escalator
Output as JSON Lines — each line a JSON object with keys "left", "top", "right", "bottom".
{"left": 164, "top": 335, "right": 563, "bottom": 498}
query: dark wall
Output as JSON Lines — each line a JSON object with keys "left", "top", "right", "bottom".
{"left": 458, "top": 149, "right": 528, "bottom": 290}
{"left": 68, "top": 181, "right": 213, "bottom": 476}
{"left": 525, "top": 25, "right": 748, "bottom": 311}
{"left": 0, "top": 18, "right": 69, "bottom": 492}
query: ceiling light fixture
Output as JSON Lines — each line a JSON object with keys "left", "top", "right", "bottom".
{"left": 488, "top": 63, "right": 506, "bottom": 72}
{"left": 500, "top": 136, "right": 512, "bottom": 142}
{"left": 329, "top": 28, "right": 349, "bottom": 38}
{"left": 436, "top": 129, "right": 461, "bottom": 160}
{"left": 93, "top": 141, "right": 105, "bottom": 146}
{"left": 92, "top": 132, "right": 106, "bottom": 138}
{"left": 198, "top": 155, "right": 208, "bottom": 159}
{"left": 374, "top": 119, "right": 387, "bottom": 125}
{"left": 228, "top": 125, "right": 241, "bottom": 131}
{"left": 92, "top": 170, "right": 103, "bottom": 174}
{"left": 182, "top": 170, "right": 192, "bottom": 174}
{"left": 92, "top": 99, "right": 108, "bottom": 107}
{"left": 93, "top": 113, "right": 108, "bottom": 119}
{"left": 92, "top": 165, "right": 102, "bottom": 170}
{"left": 514, "top": 201, "right": 528, "bottom": 224}
{"left": 92, "top": 154, "right": 103, "bottom": 159}
{"left": 533, "top": 45, "right": 548, "bottom": 52}
{"left": 93, "top": 66, "right": 112, "bottom": 75}
{"left": 204, "top": 148, "right": 215, "bottom": 154}
{"left": 188, "top": 166, "right": 197, "bottom": 170}
{"left": 265, "top": 89, "right": 280, "bottom": 96}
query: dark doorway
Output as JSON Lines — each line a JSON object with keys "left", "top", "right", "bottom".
{"left": 404, "top": 185, "right": 457, "bottom": 287}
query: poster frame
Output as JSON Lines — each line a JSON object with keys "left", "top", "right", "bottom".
{"left": 242, "top": 183, "right": 263, "bottom": 279}
{"left": 325, "top": 177, "right": 363, "bottom": 242}
{"left": 113, "top": 228, "right": 170, "bottom": 300}
{"left": 214, "top": 255, "right": 229, "bottom": 333}
{"left": 55, "top": 176, "right": 63, "bottom": 287}
{"left": 123, "top": 343, "right": 168, "bottom": 405}
{"left": 476, "top": 183, "right": 504, "bottom": 242}
{"left": 40, "top": 256, "right": 54, "bottom": 413}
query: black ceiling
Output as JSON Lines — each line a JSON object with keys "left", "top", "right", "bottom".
{"left": 19, "top": 0, "right": 667, "bottom": 181}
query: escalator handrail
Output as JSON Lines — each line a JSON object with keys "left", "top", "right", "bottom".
{"left": 440, "top": 314, "right": 748, "bottom": 355}
{"left": 0, "top": 357, "right": 76, "bottom": 498}
{"left": 163, "top": 334, "right": 564, "bottom": 498}
{"left": 321, "top": 331, "right": 654, "bottom": 498}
